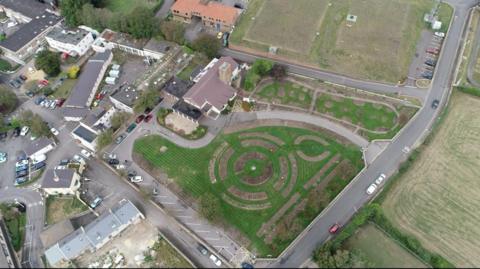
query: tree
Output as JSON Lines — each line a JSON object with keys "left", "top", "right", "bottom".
{"left": 34, "top": 50, "right": 60, "bottom": 77}
{"left": 133, "top": 88, "right": 159, "bottom": 113}
{"left": 110, "top": 111, "right": 131, "bottom": 131}
{"left": 270, "top": 64, "right": 286, "bottom": 80}
{"left": 252, "top": 59, "right": 274, "bottom": 76}
{"left": 67, "top": 65, "right": 80, "bottom": 79}
{"left": 60, "top": 0, "right": 88, "bottom": 26}
{"left": 96, "top": 129, "right": 113, "bottom": 151}
{"left": 0, "top": 86, "right": 18, "bottom": 114}
{"left": 19, "top": 110, "right": 50, "bottom": 137}
{"left": 126, "top": 6, "right": 158, "bottom": 39}
{"left": 78, "top": 3, "right": 111, "bottom": 31}
{"left": 315, "top": 247, "right": 356, "bottom": 268}
{"left": 160, "top": 21, "right": 185, "bottom": 44}
{"left": 192, "top": 34, "right": 221, "bottom": 59}
{"left": 198, "top": 193, "right": 221, "bottom": 222}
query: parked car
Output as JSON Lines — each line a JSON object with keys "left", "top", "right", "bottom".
{"left": 80, "top": 149, "right": 92, "bottom": 159}
{"left": 13, "top": 127, "right": 21, "bottom": 137}
{"left": 20, "top": 126, "right": 29, "bottom": 136}
{"left": 0, "top": 152, "right": 7, "bottom": 163}
{"left": 127, "top": 170, "right": 137, "bottom": 178}
{"left": 56, "top": 98, "right": 66, "bottom": 107}
{"left": 59, "top": 159, "right": 70, "bottom": 165}
{"left": 14, "top": 177, "right": 28, "bottom": 186}
{"left": 375, "top": 173, "right": 386, "bottom": 185}
{"left": 135, "top": 115, "right": 145, "bottom": 123}
{"left": 115, "top": 133, "right": 127, "bottom": 144}
{"left": 115, "top": 164, "right": 126, "bottom": 170}
{"left": 16, "top": 169, "right": 28, "bottom": 178}
{"left": 31, "top": 154, "right": 46, "bottom": 164}
{"left": 26, "top": 90, "right": 35, "bottom": 98}
{"left": 73, "top": 154, "right": 84, "bottom": 163}
{"left": 366, "top": 183, "right": 378, "bottom": 195}
{"left": 144, "top": 107, "right": 153, "bottom": 114}
{"left": 241, "top": 262, "right": 254, "bottom": 269}
{"left": 130, "top": 175, "right": 143, "bottom": 183}
{"left": 108, "top": 158, "right": 120, "bottom": 165}
{"left": 209, "top": 254, "right": 222, "bottom": 267}
{"left": 431, "top": 99, "right": 440, "bottom": 109}
{"left": 15, "top": 159, "right": 28, "bottom": 168}
{"left": 9, "top": 79, "right": 20, "bottom": 89}
{"left": 126, "top": 123, "right": 137, "bottom": 133}
{"left": 15, "top": 164, "right": 28, "bottom": 172}
{"left": 434, "top": 31, "right": 445, "bottom": 38}
{"left": 222, "top": 32, "right": 230, "bottom": 47}
{"left": 425, "top": 59, "right": 437, "bottom": 67}
{"left": 89, "top": 197, "right": 103, "bottom": 209}
{"left": 19, "top": 74, "right": 27, "bottom": 81}
{"left": 144, "top": 114, "right": 153, "bottom": 123}
{"left": 197, "top": 244, "right": 208, "bottom": 255}
{"left": 329, "top": 223, "right": 340, "bottom": 234}
{"left": 31, "top": 161, "right": 46, "bottom": 171}
{"left": 50, "top": 127, "right": 59, "bottom": 136}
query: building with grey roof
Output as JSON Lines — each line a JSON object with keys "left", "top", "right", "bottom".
{"left": 163, "top": 76, "right": 192, "bottom": 100}
{"left": 109, "top": 84, "right": 139, "bottom": 114}
{"left": 24, "top": 137, "right": 56, "bottom": 158}
{"left": 0, "top": 0, "right": 55, "bottom": 20}
{"left": 46, "top": 25, "right": 95, "bottom": 56}
{"left": 41, "top": 168, "right": 81, "bottom": 195}
{"left": 63, "top": 50, "right": 112, "bottom": 120}
{"left": 44, "top": 200, "right": 144, "bottom": 267}
{"left": 71, "top": 105, "right": 116, "bottom": 152}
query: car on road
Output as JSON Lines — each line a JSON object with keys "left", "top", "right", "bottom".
{"left": 329, "top": 223, "right": 340, "bottom": 234}
{"left": 80, "top": 149, "right": 92, "bottom": 159}
{"left": 126, "top": 123, "right": 137, "bottom": 133}
{"left": 209, "top": 254, "right": 222, "bottom": 267}
{"left": 14, "top": 177, "right": 28, "bottom": 186}
{"left": 89, "top": 197, "right": 103, "bottom": 209}
{"left": 366, "top": 183, "right": 378, "bottom": 195}
{"left": 197, "top": 244, "right": 208, "bottom": 255}
{"left": 129, "top": 175, "right": 143, "bottom": 183}
{"left": 50, "top": 127, "right": 59, "bottom": 136}
{"left": 144, "top": 114, "right": 153, "bottom": 122}
{"left": 241, "top": 262, "right": 254, "bottom": 269}
{"left": 59, "top": 159, "right": 70, "bottom": 165}
{"left": 108, "top": 158, "right": 120, "bottom": 165}
{"left": 115, "top": 133, "right": 127, "bottom": 144}
{"left": 135, "top": 115, "right": 145, "bottom": 123}
{"left": 20, "top": 126, "right": 29, "bottom": 136}
{"left": 375, "top": 173, "right": 386, "bottom": 185}
{"left": 431, "top": 99, "right": 439, "bottom": 109}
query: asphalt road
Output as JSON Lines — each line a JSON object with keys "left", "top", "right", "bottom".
{"left": 264, "top": 1, "right": 476, "bottom": 267}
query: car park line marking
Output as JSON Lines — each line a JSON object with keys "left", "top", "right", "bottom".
{"left": 161, "top": 202, "right": 176, "bottom": 205}
{"left": 204, "top": 237, "right": 220, "bottom": 241}
{"left": 176, "top": 215, "right": 192, "bottom": 218}
{"left": 185, "top": 222, "right": 201, "bottom": 226}
{"left": 194, "top": 230, "right": 210, "bottom": 233}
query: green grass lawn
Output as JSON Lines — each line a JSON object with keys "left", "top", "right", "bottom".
{"left": 53, "top": 79, "right": 77, "bottom": 99}
{"left": 345, "top": 224, "right": 427, "bottom": 267}
{"left": 315, "top": 94, "right": 397, "bottom": 131}
{"left": 147, "top": 237, "right": 192, "bottom": 268}
{"left": 0, "top": 58, "right": 13, "bottom": 72}
{"left": 104, "top": 0, "right": 163, "bottom": 13}
{"left": 177, "top": 63, "right": 196, "bottom": 81}
{"left": 256, "top": 81, "right": 313, "bottom": 109}
{"left": 0, "top": 204, "right": 26, "bottom": 251}
{"left": 46, "top": 196, "right": 88, "bottom": 225}
{"left": 134, "top": 126, "right": 363, "bottom": 256}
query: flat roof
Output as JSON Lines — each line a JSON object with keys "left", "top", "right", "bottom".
{"left": 46, "top": 26, "right": 90, "bottom": 45}
{"left": 143, "top": 39, "right": 174, "bottom": 54}
{"left": 163, "top": 76, "right": 192, "bottom": 99}
{"left": 0, "top": 0, "right": 52, "bottom": 18}
{"left": 173, "top": 100, "right": 202, "bottom": 120}
{"left": 110, "top": 85, "right": 140, "bottom": 107}
{"left": 0, "top": 11, "right": 61, "bottom": 52}
{"left": 65, "top": 50, "right": 111, "bottom": 108}
{"left": 101, "top": 29, "right": 147, "bottom": 50}
{"left": 72, "top": 125, "right": 97, "bottom": 143}
{"left": 24, "top": 137, "right": 54, "bottom": 156}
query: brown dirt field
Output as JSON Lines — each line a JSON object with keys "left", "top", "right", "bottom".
{"left": 382, "top": 92, "right": 480, "bottom": 267}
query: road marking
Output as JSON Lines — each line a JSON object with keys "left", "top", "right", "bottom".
{"left": 176, "top": 215, "right": 192, "bottom": 218}
{"left": 205, "top": 237, "right": 220, "bottom": 241}
{"left": 185, "top": 222, "right": 201, "bottom": 226}
{"left": 194, "top": 230, "right": 210, "bottom": 233}
{"left": 161, "top": 202, "right": 176, "bottom": 205}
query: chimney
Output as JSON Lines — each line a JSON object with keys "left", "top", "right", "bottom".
{"left": 218, "top": 62, "right": 232, "bottom": 85}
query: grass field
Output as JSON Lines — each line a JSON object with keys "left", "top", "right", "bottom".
{"left": 0, "top": 204, "right": 26, "bottom": 251}
{"left": 345, "top": 224, "right": 426, "bottom": 268}
{"left": 104, "top": 0, "right": 162, "bottom": 13}
{"left": 46, "top": 196, "right": 88, "bottom": 225}
{"left": 231, "top": 0, "right": 438, "bottom": 82}
{"left": 255, "top": 81, "right": 313, "bottom": 109}
{"left": 134, "top": 126, "right": 363, "bottom": 256}
{"left": 54, "top": 79, "right": 77, "bottom": 100}
{"left": 382, "top": 92, "right": 480, "bottom": 267}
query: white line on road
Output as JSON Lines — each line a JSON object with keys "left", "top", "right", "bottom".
{"left": 161, "top": 202, "right": 176, "bottom": 205}
{"left": 185, "top": 222, "right": 201, "bottom": 226}
{"left": 176, "top": 215, "right": 192, "bottom": 218}
{"left": 204, "top": 237, "right": 220, "bottom": 241}
{"left": 194, "top": 230, "right": 210, "bottom": 233}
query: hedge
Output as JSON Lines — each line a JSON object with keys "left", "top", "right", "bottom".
{"left": 456, "top": 86, "right": 480, "bottom": 97}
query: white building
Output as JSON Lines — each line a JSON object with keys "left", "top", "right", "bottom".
{"left": 45, "top": 26, "right": 95, "bottom": 57}
{"left": 24, "top": 137, "right": 56, "bottom": 159}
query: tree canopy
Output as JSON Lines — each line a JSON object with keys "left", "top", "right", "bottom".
{"left": 19, "top": 110, "right": 51, "bottom": 137}
{"left": 160, "top": 21, "right": 185, "bottom": 44}
{"left": 0, "top": 86, "right": 18, "bottom": 114}
{"left": 34, "top": 50, "right": 60, "bottom": 77}
{"left": 192, "top": 34, "right": 221, "bottom": 59}
{"left": 133, "top": 88, "right": 159, "bottom": 113}
{"left": 60, "top": 0, "right": 89, "bottom": 26}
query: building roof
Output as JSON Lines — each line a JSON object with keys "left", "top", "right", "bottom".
{"left": 183, "top": 56, "right": 237, "bottom": 111}
{"left": 101, "top": 29, "right": 147, "bottom": 50}
{"left": 110, "top": 84, "right": 140, "bottom": 108}
{"left": 82, "top": 106, "right": 107, "bottom": 128}
{"left": 171, "top": 0, "right": 240, "bottom": 25}
{"left": 62, "top": 107, "right": 89, "bottom": 119}
{"left": 0, "top": 0, "right": 53, "bottom": 19}
{"left": 173, "top": 100, "right": 202, "bottom": 120}
{"left": 0, "top": 11, "right": 61, "bottom": 52}
{"left": 42, "top": 168, "right": 76, "bottom": 189}
{"left": 143, "top": 39, "right": 174, "bottom": 54}
{"left": 65, "top": 50, "right": 112, "bottom": 108}
{"left": 163, "top": 76, "right": 192, "bottom": 99}
{"left": 72, "top": 125, "right": 97, "bottom": 143}
{"left": 24, "top": 137, "right": 54, "bottom": 157}
{"left": 45, "top": 200, "right": 143, "bottom": 266}
{"left": 46, "top": 25, "right": 91, "bottom": 45}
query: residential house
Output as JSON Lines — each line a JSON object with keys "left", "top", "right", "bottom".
{"left": 109, "top": 84, "right": 140, "bottom": 114}
{"left": 24, "top": 137, "right": 56, "bottom": 159}
{"left": 0, "top": 0, "right": 61, "bottom": 64}
{"left": 171, "top": 0, "right": 241, "bottom": 32}
{"left": 71, "top": 105, "right": 116, "bottom": 152}
{"left": 44, "top": 199, "right": 144, "bottom": 267}
{"left": 62, "top": 50, "right": 112, "bottom": 121}
{"left": 45, "top": 25, "right": 95, "bottom": 57}
{"left": 41, "top": 168, "right": 81, "bottom": 196}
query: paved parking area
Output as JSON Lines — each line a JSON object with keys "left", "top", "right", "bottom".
{"left": 408, "top": 30, "right": 444, "bottom": 83}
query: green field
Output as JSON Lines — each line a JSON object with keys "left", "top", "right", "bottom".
{"left": 46, "top": 196, "right": 88, "bottom": 225}
{"left": 0, "top": 204, "right": 26, "bottom": 251}
{"left": 345, "top": 224, "right": 427, "bottom": 268}
{"left": 134, "top": 126, "right": 363, "bottom": 255}
{"left": 104, "top": 0, "right": 162, "bottom": 13}
{"left": 231, "top": 0, "right": 442, "bottom": 82}
{"left": 255, "top": 81, "right": 313, "bottom": 109}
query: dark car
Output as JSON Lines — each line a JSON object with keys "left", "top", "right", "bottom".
{"left": 35, "top": 96, "right": 46, "bottom": 105}
{"left": 431, "top": 99, "right": 440, "bottom": 109}
{"left": 222, "top": 32, "right": 230, "bottom": 47}
{"left": 16, "top": 152, "right": 26, "bottom": 161}
{"left": 135, "top": 115, "right": 145, "bottom": 123}
{"left": 126, "top": 123, "right": 137, "bottom": 133}
{"left": 0, "top": 132, "right": 7, "bottom": 140}
{"left": 144, "top": 107, "right": 153, "bottom": 114}
{"left": 144, "top": 114, "right": 153, "bottom": 122}
{"left": 9, "top": 79, "right": 20, "bottom": 89}
{"left": 56, "top": 98, "right": 66, "bottom": 107}
{"left": 108, "top": 158, "right": 120, "bottom": 165}
{"left": 421, "top": 73, "right": 433, "bottom": 79}
{"left": 19, "top": 74, "right": 27, "bottom": 81}
{"left": 127, "top": 170, "right": 137, "bottom": 178}
{"left": 31, "top": 161, "right": 46, "bottom": 171}
{"left": 241, "top": 262, "right": 254, "bottom": 269}
{"left": 425, "top": 59, "right": 437, "bottom": 67}
{"left": 14, "top": 177, "right": 28, "bottom": 186}
{"left": 13, "top": 127, "right": 21, "bottom": 137}
{"left": 16, "top": 169, "right": 28, "bottom": 178}
{"left": 197, "top": 244, "right": 208, "bottom": 255}
{"left": 26, "top": 90, "right": 35, "bottom": 98}
{"left": 60, "top": 159, "right": 70, "bottom": 165}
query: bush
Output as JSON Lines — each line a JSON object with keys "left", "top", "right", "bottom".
{"left": 0, "top": 58, "right": 12, "bottom": 71}
{"left": 67, "top": 66, "right": 80, "bottom": 79}
{"left": 456, "top": 86, "right": 480, "bottom": 97}
{"left": 192, "top": 34, "right": 221, "bottom": 59}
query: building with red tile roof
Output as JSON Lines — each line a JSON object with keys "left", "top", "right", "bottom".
{"left": 171, "top": 0, "right": 240, "bottom": 32}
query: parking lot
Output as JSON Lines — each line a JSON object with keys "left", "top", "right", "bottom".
{"left": 413, "top": 31, "right": 444, "bottom": 82}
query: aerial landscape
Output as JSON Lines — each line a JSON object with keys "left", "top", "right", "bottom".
{"left": 0, "top": 0, "right": 478, "bottom": 268}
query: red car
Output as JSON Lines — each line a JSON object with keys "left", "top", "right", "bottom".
{"left": 144, "top": 114, "right": 153, "bottom": 123}
{"left": 39, "top": 79, "right": 49, "bottom": 86}
{"left": 135, "top": 115, "right": 145, "bottom": 123}
{"left": 329, "top": 223, "right": 340, "bottom": 234}
{"left": 56, "top": 98, "right": 66, "bottom": 107}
